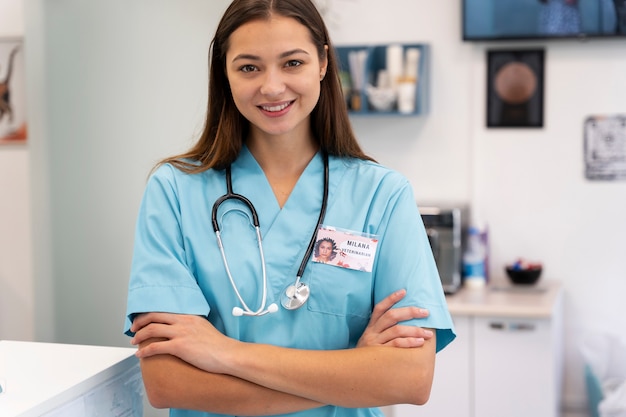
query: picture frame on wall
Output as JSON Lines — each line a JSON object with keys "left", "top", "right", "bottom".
{"left": 486, "top": 48, "right": 545, "bottom": 128}
{"left": 584, "top": 114, "right": 626, "bottom": 181}
{"left": 0, "top": 38, "right": 27, "bottom": 145}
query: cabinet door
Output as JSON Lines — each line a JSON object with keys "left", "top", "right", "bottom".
{"left": 473, "top": 316, "right": 557, "bottom": 417}
{"left": 391, "top": 315, "right": 471, "bottom": 417}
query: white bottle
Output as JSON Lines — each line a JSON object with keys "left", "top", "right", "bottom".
{"left": 463, "top": 226, "right": 487, "bottom": 289}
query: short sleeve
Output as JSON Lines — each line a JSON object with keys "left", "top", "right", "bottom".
{"left": 372, "top": 177, "right": 456, "bottom": 352}
{"left": 124, "top": 166, "right": 210, "bottom": 336}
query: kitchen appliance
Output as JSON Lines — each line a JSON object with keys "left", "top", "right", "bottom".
{"left": 419, "top": 204, "right": 468, "bottom": 294}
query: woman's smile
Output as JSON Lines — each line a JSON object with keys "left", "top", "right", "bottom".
{"left": 259, "top": 100, "right": 295, "bottom": 116}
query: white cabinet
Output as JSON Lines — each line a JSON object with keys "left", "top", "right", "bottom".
{"left": 0, "top": 340, "right": 142, "bottom": 417}
{"left": 390, "top": 282, "right": 563, "bottom": 417}
{"left": 473, "top": 314, "right": 562, "bottom": 417}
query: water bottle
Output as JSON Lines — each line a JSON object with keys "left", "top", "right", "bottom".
{"left": 463, "top": 226, "right": 487, "bottom": 288}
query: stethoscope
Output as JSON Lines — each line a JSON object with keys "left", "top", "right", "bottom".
{"left": 211, "top": 153, "right": 329, "bottom": 317}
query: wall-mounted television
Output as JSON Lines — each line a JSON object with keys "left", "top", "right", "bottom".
{"left": 463, "top": 0, "right": 626, "bottom": 41}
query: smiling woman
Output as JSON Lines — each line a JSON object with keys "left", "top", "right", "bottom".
{"left": 123, "top": 1, "right": 455, "bottom": 416}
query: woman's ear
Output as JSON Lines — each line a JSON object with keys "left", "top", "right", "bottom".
{"left": 320, "top": 45, "right": 329, "bottom": 80}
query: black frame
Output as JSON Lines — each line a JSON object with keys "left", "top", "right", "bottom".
{"left": 486, "top": 49, "right": 545, "bottom": 128}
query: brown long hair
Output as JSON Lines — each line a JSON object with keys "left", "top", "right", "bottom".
{"left": 157, "top": 0, "right": 374, "bottom": 174}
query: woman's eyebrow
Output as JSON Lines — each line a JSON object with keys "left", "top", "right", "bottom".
{"left": 231, "top": 53, "right": 260, "bottom": 63}
{"left": 278, "top": 48, "right": 310, "bottom": 58}
{"left": 231, "top": 48, "right": 310, "bottom": 63}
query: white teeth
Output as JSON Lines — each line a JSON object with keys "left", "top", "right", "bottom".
{"left": 262, "top": 102, "right": 289, "bottom": 112}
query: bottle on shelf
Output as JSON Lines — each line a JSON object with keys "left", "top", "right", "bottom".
{"left": 463, "top": 226, "right": 487, "bottom": 289}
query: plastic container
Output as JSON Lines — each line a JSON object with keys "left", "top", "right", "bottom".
{"left": 463, "top": 226, "right": 487, "bottom": 288}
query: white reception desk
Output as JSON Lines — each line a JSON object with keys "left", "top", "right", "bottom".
{"left": 0, "top": 340, "right": 143, "bottom": 417}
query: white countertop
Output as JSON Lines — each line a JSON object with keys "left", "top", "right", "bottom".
{"left": 445, "top": 280, "right": 563, "bottom": 318}
{"left": 0, "top": 340, "right": 140, "bottom": 417}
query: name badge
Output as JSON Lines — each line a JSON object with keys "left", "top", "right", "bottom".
{"left": 312, "top": 225, "right": 379, "bottom": 272}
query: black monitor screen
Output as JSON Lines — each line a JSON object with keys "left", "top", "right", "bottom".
{"left": 463, "top": 0, "right": 626, "bottom": 41}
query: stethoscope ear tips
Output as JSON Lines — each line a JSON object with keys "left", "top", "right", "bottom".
{"left": 232, "top": 303, "right": 279, "bottom": 317}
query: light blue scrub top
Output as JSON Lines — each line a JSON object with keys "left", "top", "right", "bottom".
{"left": 124, "top": 146, "right": 456, "bottom": 417}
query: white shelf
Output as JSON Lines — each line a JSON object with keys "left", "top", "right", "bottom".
{"left": 335, "top": 43, "right": 430, "bottom": 116}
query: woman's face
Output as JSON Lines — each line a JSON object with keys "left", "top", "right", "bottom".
{"left": 225, "top": 15, "right": 327, "bottom": 141}
{"left": 318, "top": 240, "right": 333, "bottom": 260}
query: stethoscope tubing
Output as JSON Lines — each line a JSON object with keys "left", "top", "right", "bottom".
{"left": 215, "top": 226, "right": 270, "bottom": 316}
{"left": 293, "top": 153, "right": 329, "bottom": 287}
{"left": 211, "top": 171, "right": 260, "bottom": 231}
{"left": 212, "top": 152, "right": 329, "bottom": 315}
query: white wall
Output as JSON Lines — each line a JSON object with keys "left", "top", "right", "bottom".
{"left": 0, "top": 0, "right": 34, "bottom": 342}
{"left": 331, "top": 3, "right": 626, "bottom": 412}
{"left": 3, "top": 0, "right": 625, "bottom": 416}
{"left": 471, "top": 39, "right": 626, "bottom": 413}
{"left": 328, "top": 1, "right": 474, "bottom": 204}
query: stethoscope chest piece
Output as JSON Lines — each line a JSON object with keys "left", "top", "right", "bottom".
{"left": 281, "top": 282, "right": 310, "bottom": 310}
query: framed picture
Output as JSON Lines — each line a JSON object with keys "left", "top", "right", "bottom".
{"left": 584, "top": 114, "right": 626, "bottom": 181}
{"left": 0, "top": 38, "right": 27, "bottom": 145}
{"left": 486, "top": 49, "right": 545, "bottom": 128}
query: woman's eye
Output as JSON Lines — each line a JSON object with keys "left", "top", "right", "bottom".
{"left": 240, "top": 64, "right": 257, "bottom": 73}
{"left": 285, "top": 60, "right": 303, "bottom": 68}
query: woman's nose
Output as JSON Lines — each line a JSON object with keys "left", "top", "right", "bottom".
{"left": 259, "top": 69, "right": 286, "bottom": 97}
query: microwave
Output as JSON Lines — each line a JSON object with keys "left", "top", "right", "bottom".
{"left": 419, "top": 205, "right": 468, "bottom": 294}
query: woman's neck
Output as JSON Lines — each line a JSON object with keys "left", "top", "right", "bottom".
{"left": 246, "top": 131, "right": 319, "bottom": 208}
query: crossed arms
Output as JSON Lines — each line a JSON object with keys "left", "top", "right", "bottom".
{"left": 130, "top": 289, "right": 436, "bottom": 415}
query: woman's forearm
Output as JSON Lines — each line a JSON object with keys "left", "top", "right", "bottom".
{"left": 222, "top": 333, "right": 437, "bottom": 408}
{"left": 132, "top": 299, "right": 437, "bottom": 411}
{"left": 139, "top": 340, "right": 325, "bottom": 415}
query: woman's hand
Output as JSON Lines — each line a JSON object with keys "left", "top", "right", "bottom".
{"left": 130, "top": 312, "right": 236, "bottom": 374}
{"left": 357, "top": 289, "right": 433, "bottom": 348}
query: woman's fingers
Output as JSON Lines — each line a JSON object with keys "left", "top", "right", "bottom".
{"left": 380, "top": 325, "right": 434, "bottom": 346}
{"left": 131, "top": 321, "right": 176, "bottom": 346}
{"left": 369, "top": 289, "right": 407, "bottom": 325}
{"left": 130, "top": 312, "right": 178, "bottom": 333}
{"left": 357, "top": 290, "right": 432, "bottom": 347}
